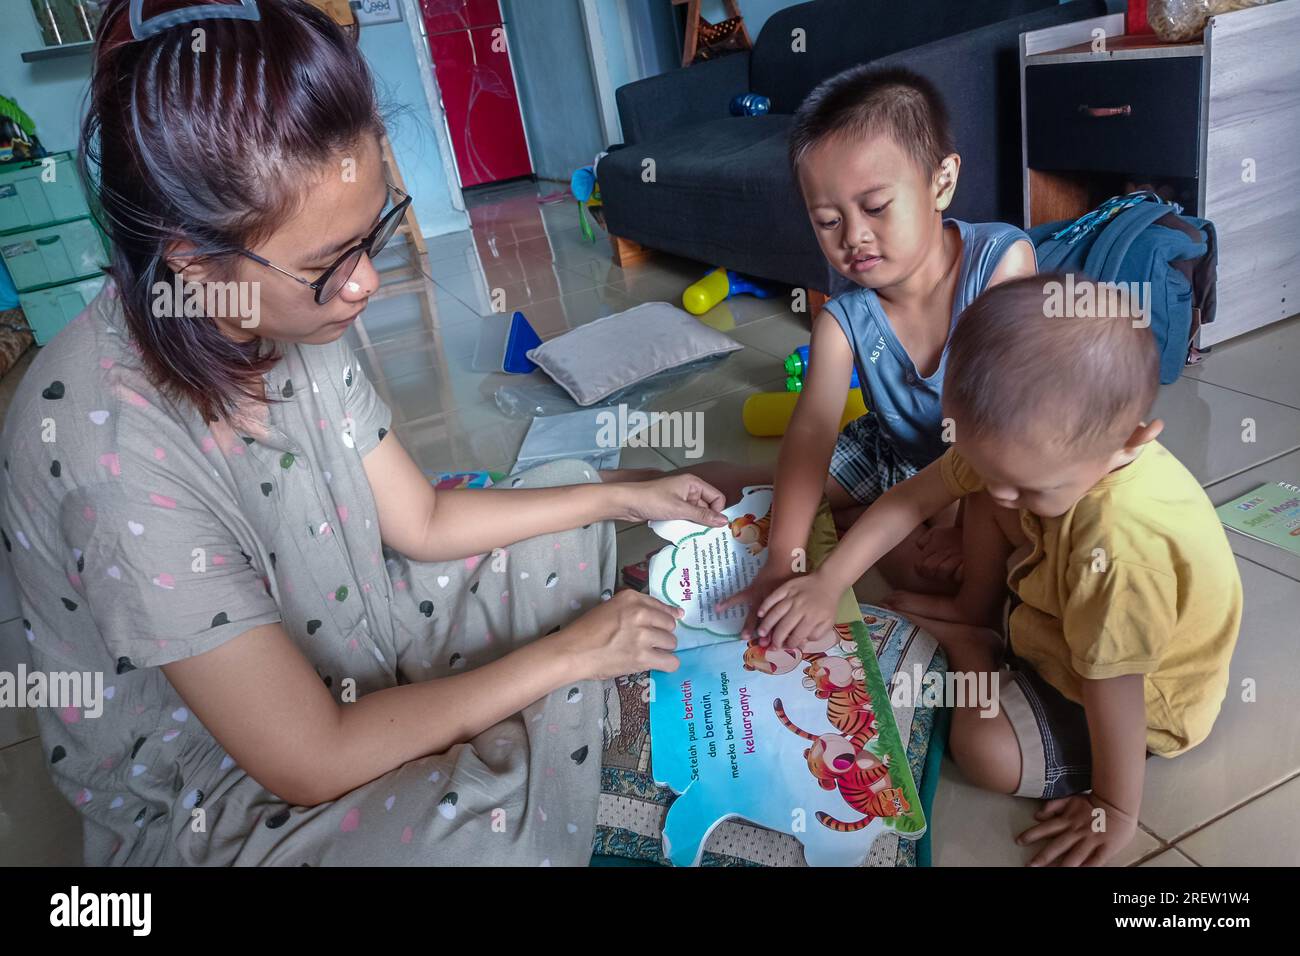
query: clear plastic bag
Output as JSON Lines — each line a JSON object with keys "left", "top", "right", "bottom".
{"left": 1147, "top": 0, "right": 1276, "bottom": 42}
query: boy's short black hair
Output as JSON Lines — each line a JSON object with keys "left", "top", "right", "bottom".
{"left": 788, "top": 65, "right": 955, "bottom": 174}
{"left": 944, "top": 274, "right": 1160, "bottom": 453}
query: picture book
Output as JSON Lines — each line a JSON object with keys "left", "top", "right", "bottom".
{"left": 646, "top": 485, "right": 927, "bottom": 867}
{"left": 1216, "top": 481, "right": 1300, "bottom": 558}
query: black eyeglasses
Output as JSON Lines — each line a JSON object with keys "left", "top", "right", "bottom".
{"left": 240, "top": 185, "right": 413, "bottom": 304}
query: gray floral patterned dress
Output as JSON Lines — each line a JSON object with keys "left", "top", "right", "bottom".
{"left": 0, "top": 284, "right": 615, "bottom": 866}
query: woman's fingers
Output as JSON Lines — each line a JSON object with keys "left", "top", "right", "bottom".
{"left": 688, "top": 476, "right": 727, "bottom": 514}
{"left": 643, "top": 649, "right": 681, "bottom": 673}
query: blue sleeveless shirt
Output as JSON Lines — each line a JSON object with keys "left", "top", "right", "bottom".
{"left": 823, "top": 219, "right": 1032, "bottom": 467}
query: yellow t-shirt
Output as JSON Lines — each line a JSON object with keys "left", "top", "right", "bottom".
{"left": 940, "top": 442, "right": 1242, "bottom": 756}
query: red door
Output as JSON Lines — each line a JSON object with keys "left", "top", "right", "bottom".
{"left": 421, "top": 0, "right": 533, "bottom": 188}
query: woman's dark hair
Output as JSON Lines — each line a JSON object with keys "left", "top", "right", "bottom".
{"left": 81, "top": 0, "right": 384, "bottom": 422}
{"left": 788, "top": 65, "right": 954, "bottom": 176}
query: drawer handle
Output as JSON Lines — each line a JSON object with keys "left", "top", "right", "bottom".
{"left": 1078, "top": 104, "right": 1132, "bottom": 118}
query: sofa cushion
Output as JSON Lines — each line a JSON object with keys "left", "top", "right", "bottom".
{"left": 749, "top": 0, "right": 1056, "bottom": 113}
{"left": 599, "top": 115, "right": 834, "bottom": 289}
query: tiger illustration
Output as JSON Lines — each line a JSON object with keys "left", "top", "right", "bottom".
{"left": 729, "top": 510, "right": 771, "bottom": 556}
{"left": 802, "top": 656, "right": 877, "bottom": 741}
{"left": 817, "top": 788, "right": 911, "bottom": 832}
{"left": 741, "top": 628, "right": 841, "bottom": 675}
{"left": 772, "top": 698, "right": 898, "bottom": 832}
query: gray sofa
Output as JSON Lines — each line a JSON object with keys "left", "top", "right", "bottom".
{"left": 599, "top": 0, "right": 1116, "bottom": 296}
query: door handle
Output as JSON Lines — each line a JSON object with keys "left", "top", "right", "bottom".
{"left": 1078, "top": 104, "right": 1132, "bottom": 117}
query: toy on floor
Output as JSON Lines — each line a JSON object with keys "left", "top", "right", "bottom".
{"left": 681, "top": 267, "right": 774, "bottom": 316}
{"left": 570, "top": 165, "right": 603, "bottom": 243}
{"left": 783, "top": 345, "right": 859, "bottom": 392}
{"left": 743, "top": 387, "right": 867, "bottom": 437}
{"left": 472, "top": 310, "right": 542, "bottom": 374}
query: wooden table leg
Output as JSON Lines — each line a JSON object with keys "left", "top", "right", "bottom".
{"left": 609, "top": 233, "right": 653, "bottom": 268}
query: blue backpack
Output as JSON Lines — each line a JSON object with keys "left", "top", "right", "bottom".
{"left": 1028, "top": 192, "right": 1218, "bottom": 384}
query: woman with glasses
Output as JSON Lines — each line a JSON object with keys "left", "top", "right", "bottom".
{"left": 0, "top": 0, "right": 724, "bottom": 866}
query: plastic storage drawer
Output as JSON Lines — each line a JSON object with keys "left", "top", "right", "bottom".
{"left": 0, "top": 154, "right": 89, "bottom": 234}
{"left": 18, "top": 275, "right": 106, "bottom": 346}
{"left": 0, "top": 219, "right": 106, "bottom": 292}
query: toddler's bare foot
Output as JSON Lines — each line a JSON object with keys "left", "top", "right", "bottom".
{"left": 914, "top": 524, "right": 964, "bottom": 588}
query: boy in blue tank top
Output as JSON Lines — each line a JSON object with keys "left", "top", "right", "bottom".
{"left": 720, "top": 66, "right": 1037, "bottom": 637}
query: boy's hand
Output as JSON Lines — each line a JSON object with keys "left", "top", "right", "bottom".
{"left": 716, "top": 565, "right": 791, "bottom": 640}
{"left": 753, "top": 571, "right": 841, "bottom": 649}
{"left": 1016, "top": 794, "right": 1137, "bottom": 867}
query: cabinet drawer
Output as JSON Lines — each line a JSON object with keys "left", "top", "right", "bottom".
{"left": 0, "top": 218, "right": 106, "bottom": 292}
{"left": 1026, "top": 57, "right": 1203, "bottom": 178}
{"left": 19, "top": 275, "right": 106, "bottom": 346}
{"left": 0, "top": 154, "right": 89, "bottom": 234}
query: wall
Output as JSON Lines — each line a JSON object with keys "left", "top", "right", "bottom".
{"left": 358, "top": 18, "right": 468, "bottom": 235}
{"left": 0, "top": 7, "right": 467, "bottom": 238}
{"left": 500, "top": 0, "right": 608, "bottom": 181}
{"left": 700, "top": 0, "right": 1079, "bottom": 47}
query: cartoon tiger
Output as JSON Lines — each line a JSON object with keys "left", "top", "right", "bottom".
{"left": 817, "top": 787, "right": 911, "bottom": 832}
{"left": 773, "top": 698, "right": 896, "bottom": 832}
{"left": 741, "top": 628, "right": 843, "bottom": 675}
{"left": 802, "top": 656, "right": 877, "bottom": 741}
{"left": 729, "top": 510, "right": 771, "bottom": 556}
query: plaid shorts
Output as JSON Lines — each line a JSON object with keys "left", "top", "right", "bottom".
{"left": 1000, "top": 660, "right": 1093, "bottom": 799}
{"left": 828, "top": 413, "right": 920, "bottom": 506}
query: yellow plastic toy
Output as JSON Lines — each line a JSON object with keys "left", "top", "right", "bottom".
{"left": 742, "top": 388, "right": 867, "bottom": 437}
{"left": 682, "top": 268, "right": 775, "bottom": 316}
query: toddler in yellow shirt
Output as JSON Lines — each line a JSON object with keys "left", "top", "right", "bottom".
{"left": 748, "top": 274, "right": 1242, "bottom": 866}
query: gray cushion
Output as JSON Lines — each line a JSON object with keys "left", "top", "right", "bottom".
{"left": 527, "top": 302, "right": 743, "bottom": 407}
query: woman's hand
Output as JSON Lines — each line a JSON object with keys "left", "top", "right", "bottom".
{"left": 555, "top": 589, "right": 682, "bottom": 680}
{"left": 752, "top": 570, "right": 841, "bottom": 649}
{"left": 614, "top": 473, "right": 727, "bottom": 527}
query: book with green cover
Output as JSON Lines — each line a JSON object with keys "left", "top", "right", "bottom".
{"left": 1216, "top": 481, "right": 1300, "bottom": 557}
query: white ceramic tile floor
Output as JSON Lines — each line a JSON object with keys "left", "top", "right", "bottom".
{"left": 1, "top": 179, "right": 1297, "bottom": 866}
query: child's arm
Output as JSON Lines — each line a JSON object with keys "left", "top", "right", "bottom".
{"left": 754, "top": 459, "right": 958, "bottom": 647}
{"left": 717, "top": 309, "right": 856, "bottom": 637}
{"left": 1017, "top": 674, "right": 1147, "bottom": 867}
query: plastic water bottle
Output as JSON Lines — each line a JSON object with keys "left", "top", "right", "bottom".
{"left": 729, "top": 94, "right": 771, "bottom": 117}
